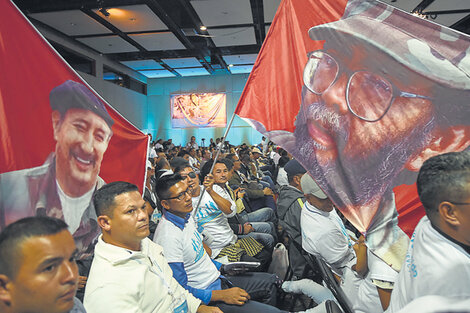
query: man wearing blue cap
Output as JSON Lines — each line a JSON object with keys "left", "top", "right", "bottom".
{"left": 0, "top": 80, "right": 114, "bottom": 259}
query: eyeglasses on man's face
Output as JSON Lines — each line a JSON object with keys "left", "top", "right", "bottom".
{"left": 164, "top": 188, "right": 191, "bottom": 201}
{"left": 180, "top": 171, "right": 197, "bottom": 180}
{"left": 303, "top": 50, "right": 432, "bottom": 122}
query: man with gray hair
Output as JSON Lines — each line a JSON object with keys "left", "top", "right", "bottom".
{"left": 257, "top": 0, "right": 470, "bottom": 309}
{"left": 0, "top": 80, "right": 114, "bottom": 258}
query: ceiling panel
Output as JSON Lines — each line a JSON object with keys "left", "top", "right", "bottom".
{"left": 92, "top": 5, "right": 168, "bottom": 32}
{"left": 121, "top": 60, "right": 164, "bottom": 70}
{"left": 139, "top": 70, "right": 176, "bottom": 78}
{"left": 77, "top": 35, "right": 139, "bottom": 53}
{"left": 380, "top": 0, "right": 423, "bottom": 14}
{"left": 263, "top": 0, "right": 281, "bottom": 23}
{"left": 426, "top": 0, "right": 470, "bottom": 11}
{"left": 223, "top": 54, "right": 257, "bottom": 65}
{"left": 433, "top": 12, "right": 469, "bottom": 27}
{"left": 208, "top": 27, "right": 256, "bottom": 47}
{"left": 229, "top": 65, "right": 253, "bottom": 74}
{"left": 29, "top": 10, "right": 112, "bottom": 36}
{"left": 191, "top": 0, "right": 253, "bottom": 26}
{"left": 129, "top": 32, "right": 186, "bottom": 51}
{"left": 162, "top": 57, "right": 201, "bottom": 68}
{"left": 174, "top": 67, "right": 210, "bottom": 77}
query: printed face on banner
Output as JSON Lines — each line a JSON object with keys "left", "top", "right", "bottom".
{"left": 291, "top": 1, "right": 470, "bottom": 232}
{"left": 0, "top": 80, "right": 114, "bottom": 258}
{"left": 53, "top": 108, "right": 112, "bottom": 197}
{"left": 171, "top": 93, "right": 226, "bottom": 128}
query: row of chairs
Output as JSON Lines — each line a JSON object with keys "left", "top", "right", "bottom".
{"left": 282, "top": 232, "right": 354, "bottom": 313}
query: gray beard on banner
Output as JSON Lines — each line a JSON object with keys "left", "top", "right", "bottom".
{"left": 293, "top": 98, "right": 436, "bottom": 208}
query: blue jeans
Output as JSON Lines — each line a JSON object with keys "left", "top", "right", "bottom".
{"left": 240, "top": 207, "right": 276, "bottom": 223}
{"left": 239, "top": 227, "right": 275, "bottom": 250}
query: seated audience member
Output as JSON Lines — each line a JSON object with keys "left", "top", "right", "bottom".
{"left": 277, "top": 159, "right": 307, "bottom": 278}
{"left": 227, "top": 153, "right": 276, "bottom": 212}
{"left": 83, "top": 181, "right": 220, "bottom": 313}
{"left": 0, "top": 216, "right": 85, "bottom": 313}
{"left": 173, "top": 161, "right": 275, "bottom": 250}
{"left": 300, "top": 174, "right": 386, "bottom": 313}
{"left": 188, "top": 148, "right": 201, "bottom": 172}
{"left": 189, "top": 164, "right": 271, "bottom": 269}
{"left": 276, "top": 156, "right": 291, "bottom": 187}
{"left": 387, "top": 151, "right": 470, "bottom": 312}
{"left": 211, "top": 159, "right": 277, "bottom": 250}
{"left": 154, "top": 174, "right": 284, "bottom": 313}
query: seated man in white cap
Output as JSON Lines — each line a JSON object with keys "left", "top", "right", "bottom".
{"left": 300, "top": 173, "right": 389, "bottom": 313}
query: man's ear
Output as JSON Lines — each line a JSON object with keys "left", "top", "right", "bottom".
{"left": 438, "top": 201, "right": 460, "bottom": 227}
{"left": 406, "top": 126, "right": 470, "bottom": 171}
{"left": 0, "top": 274, "right": 12, "bottom": 305}
{"left": 51, "top": 111, "right": 62, "bottom": 141}
{"left": 160, "top": 200, "right": 170, "bottom": 211}
{"left": 97, "top": 215, "right": 112, "bottom": 232}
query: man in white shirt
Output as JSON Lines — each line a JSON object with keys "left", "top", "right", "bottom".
{"left": 387, "top": 151, "right": 470, "bottom": 312}
{"left": 83, "top": 181, "right": 220, "bottom": 313}
{"left": 154, "top": 174, "right": 284, "bottom": 313}
{"left": 186, "top": 136, "right": 199, "bottom": 150}
{"left": 300, "top": 173, "right": 386, "bottom": 313}
{"left": 190, "top": 163, "right": 271, "bottom": 268}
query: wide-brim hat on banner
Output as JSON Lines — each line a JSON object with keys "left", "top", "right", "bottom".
{"left": 308, "top": 0, "right": 470, "bottom": 90}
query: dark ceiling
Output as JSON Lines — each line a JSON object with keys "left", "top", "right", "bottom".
{"left": 11, "top": 0, "right": 470, "bottom": 78}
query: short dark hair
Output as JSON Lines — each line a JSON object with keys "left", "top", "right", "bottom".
{"left": 226, "top": 153, "right": 236, "bottom": 161}
{"left": 200, "top": 160, "right": 214, "bottom": 181}
{"left": 93, "top": 181, "right": 139, "bottom": 217}
{"left": 177, "top": 150, "right": 190, "bottom": 157}
{"left": 221, "top": 158, "right": 234, "bottom": 171}
{"left": 170, "top": 157, "right": 190, "bottom": 173}
{"left": 0, "top": 216, "right": 68, "bottom": 278}
{"left": 155, "top": 174, "right": 184, "bottom": 200}
{"left": 417, "top": 151, "right": 470, "bottom": 219}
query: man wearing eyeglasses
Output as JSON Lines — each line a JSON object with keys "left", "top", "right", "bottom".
{"left": 387, "top": 151, "right": 470, "bottom": 312}
{"left": 154, "top": 174, "right": 283, "bottom": 313}
{"left": 284, "top": 0, "right": 470, "bottom": 310}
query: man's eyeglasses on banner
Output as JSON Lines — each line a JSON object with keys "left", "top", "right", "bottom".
{"left": 303, "top": 50, "right": 432, "bottom": 122}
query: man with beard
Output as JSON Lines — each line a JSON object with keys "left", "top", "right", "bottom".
{"left": 0, "top": 80, "right": 114, "bottom": 258}
{"left": 272, "top": 0, "right": 470, "bottom": 309}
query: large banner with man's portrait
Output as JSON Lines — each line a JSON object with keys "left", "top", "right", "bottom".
{"left": 0, "top": 0, "right": 148, "bottom": 257}
{"left": 236, "top": 0, "right": 470, "bottom": 270}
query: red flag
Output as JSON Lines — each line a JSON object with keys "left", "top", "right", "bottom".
{"left": 236, "top": 0, "right": 470, "bottom": 268}
{"left": 0, "top": 0, "right": 147, "bottom": 186}
{"left": 0, "top": 0, "right": 148, "bottom": 255}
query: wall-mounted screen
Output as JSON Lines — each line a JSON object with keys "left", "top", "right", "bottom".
{"left": 171, "top": 93, "right": 226, "bottom": 128}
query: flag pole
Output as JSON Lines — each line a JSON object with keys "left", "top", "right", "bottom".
{"left": 193, "top": 111, "right": 237, "bottom": 213}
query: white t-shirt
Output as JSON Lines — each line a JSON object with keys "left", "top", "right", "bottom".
{"left": 387, "top": 216, "right": 470, "bottom": 312}
{"left": 192, "top": 186, "right": 237, "bottom": 257}
{"left": 154, "top": 215, "right": 220, "bottom": 289}
{"left": 56, "top": 181, "right": 94, "bottom": 234}
{"left": 276, "top": 167, "right": 288, "bottom": 186}
{"left": 301, "top": 201, "right": 355, "bottom": 271}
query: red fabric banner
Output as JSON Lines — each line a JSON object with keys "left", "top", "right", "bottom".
{"left": 0, "top": 0, "right": 147, "bottom": 256}
{"left": 236, "top": 0, "right": 470, "bottom": 269}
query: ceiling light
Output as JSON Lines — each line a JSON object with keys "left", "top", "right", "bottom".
{"left": 228, "top": 64, "right": 234, "bottom": 67}
{"left": 200, "top": 25, "right": 207, "bottom": 31}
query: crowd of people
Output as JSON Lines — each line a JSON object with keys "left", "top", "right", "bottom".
{"left": 1, "top": 133, "right": 469, "bottom": 313}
